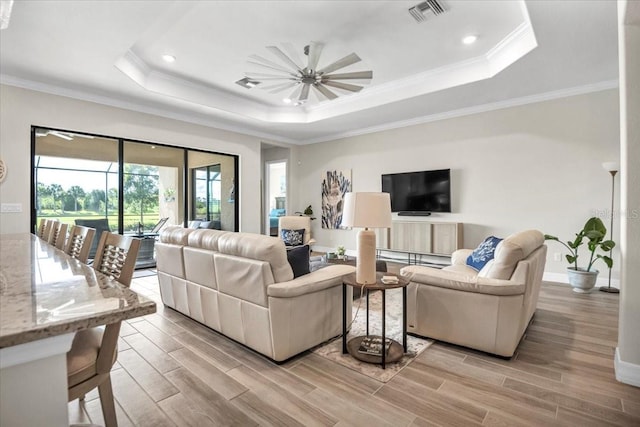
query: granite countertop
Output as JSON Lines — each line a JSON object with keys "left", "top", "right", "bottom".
{"left": 0, "top": 233, "right": 156, "bottom": 348}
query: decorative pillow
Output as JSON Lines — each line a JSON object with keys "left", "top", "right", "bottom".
{"left": 286, "top": 244, "right": 310, "bottom": 278}
{"left": 466, "top": 236, "right": 503, "bottom": 271}
{"left": 281, "top": 228, "right": 305, "bottom": 246}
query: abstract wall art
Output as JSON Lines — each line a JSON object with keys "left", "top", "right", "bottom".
{"left": 321, "top": 169, "right": 352, "bottom": 229}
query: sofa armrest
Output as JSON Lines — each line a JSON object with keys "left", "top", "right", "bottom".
{"left": 400, "top": 265, "right": 525, "bottom": 296}
{"left": 268, "top": 264, "right": 355, "bottom": 298}
{"left": 451, "top": 249, "right": 473, "bottom": 265}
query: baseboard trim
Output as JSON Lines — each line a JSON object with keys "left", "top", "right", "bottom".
{"left": 543, "top": 272, "right": 620, "bottom": 288}
{"left": 615, "top": 348, "right": 640, "bottom": 387}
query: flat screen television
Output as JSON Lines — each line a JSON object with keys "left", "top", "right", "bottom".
{"left": 381, "top": 169, "right": 451, "bottom": 213}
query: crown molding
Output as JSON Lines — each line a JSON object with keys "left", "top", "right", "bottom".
{"left": 298, "top": 79, "right": 619, "bottom": 145}
{"left": 0, "top": 74, "right": 297, "bottom": 145}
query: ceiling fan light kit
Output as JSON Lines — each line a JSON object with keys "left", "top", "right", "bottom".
{"left": 244, "top": 41, "right": 373, "bottom": 105}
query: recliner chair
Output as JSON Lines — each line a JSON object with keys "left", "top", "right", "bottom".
{"left": 278, "top": 215, "right": 316, "bottom": 246}
{"left": 400, "top": 229, "right": 547, "bottom": 357}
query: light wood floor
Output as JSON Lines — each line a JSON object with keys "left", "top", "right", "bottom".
{"left": 69, "top": 265, "right": 640, "bottom": 426}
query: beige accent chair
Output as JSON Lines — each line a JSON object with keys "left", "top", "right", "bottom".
{"left": 400, "top": 230, "right": 547, "bottom": 357}
{"left": 278, "top": 215, "right": 316, "bottom": 246}
{"left": 65, "top": 225, "right": 96, "bottom": 264}
{"left": 67, "top": 232, "right": 140, "bottom": 427}
{"left": 156, "top": 226, "right": 354, "bottom": 361}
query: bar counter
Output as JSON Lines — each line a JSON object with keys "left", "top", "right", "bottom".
{"left": 0, "top": 233, "right": 156, "bottom": 427}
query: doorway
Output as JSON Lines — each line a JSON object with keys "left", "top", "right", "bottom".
{"left": 265, "top": 160, "right": 287, "bottom": 236}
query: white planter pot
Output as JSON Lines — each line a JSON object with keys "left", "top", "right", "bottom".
{"left": 567, "top": 267, "right": 599, "bottom": 293}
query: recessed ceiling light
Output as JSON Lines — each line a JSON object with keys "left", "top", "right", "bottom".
{"left": 462, "top": 35, "right": 477, "bottom": 45}
{"left": 162, "top": 54, "right": 176, "bottom": 63}
{"left": 282, "top": 98, "right": 292, "bottom": 104}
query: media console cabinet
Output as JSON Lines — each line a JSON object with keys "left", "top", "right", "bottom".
{"left": 376, "top": 220, "right": 463, "bottom": 264}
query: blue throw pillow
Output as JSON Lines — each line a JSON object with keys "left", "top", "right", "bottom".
{"left": 281, "top": 228, "right": 305, "bottom": 246}
{"left": 466, "top": 236, "right": 503, "bottom": 271}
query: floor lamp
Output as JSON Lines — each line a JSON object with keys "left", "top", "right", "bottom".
{"left": 600, "top": 161, "right": 619, "bottom": 294}
{"left": 340, "top": 192, "right": 392, "bottom": 284}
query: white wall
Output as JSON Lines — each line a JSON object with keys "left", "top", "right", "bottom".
{"left": 0, "top": 85, "right": 269, "bottom": 234}
{"left": 294, "top": 90, "right": 621, "bottom": 279}
{"left": 616, "top": 0, "right": 640, "bottom": 385}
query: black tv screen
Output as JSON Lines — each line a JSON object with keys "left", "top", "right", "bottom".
{"left": 382, "top": 169, "right": 451, "bottom": 213}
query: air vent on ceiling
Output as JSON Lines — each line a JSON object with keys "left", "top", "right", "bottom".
{"left": 235, "top": 77, "right": 260, "bottom": 89}
{"left": 409, "top": 0, "right": 445, "bottom": 23}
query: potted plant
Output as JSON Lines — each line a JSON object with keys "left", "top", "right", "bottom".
{"left": 545, "top": 217, "right": 615, "bottom": 293}
{"left": 336, "top": 245, "right": 346, "bottom": 260}
{"left": 295, "top": 205, "right": 316, "bottom": 220}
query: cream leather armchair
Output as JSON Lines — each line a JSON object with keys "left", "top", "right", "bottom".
{"left": 278, "top": 215, "right": 316, "bottom": 246}
{"left": 400, "top": 230, "right": 547, "bottom": 357}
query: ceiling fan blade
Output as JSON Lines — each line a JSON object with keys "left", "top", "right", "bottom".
{"left": 248, "top": 55, "right": 298, "bottom": 75}
{"left": 247, "top": 77, "right": 298, "bottom": 81}
{"left": 317, "top": 53, "right": 361, "bottom": 75}
{"left": 282, "top": 42, "right": 305, "bottom": 69}
{"left": 312, "top": 83, "right": 338, "bottom": 100}
{"left": 323, "top": 71, "right": 373, "bottom": 80}
{"left": 266, "top": 46, "right": 303, "bottom": 72}
{"left": 246, "top": 72, "right": 293, "bottom": 79}
{"left": 267, "top": 82, "right": 298, "bottom": 94}
{"left": 299, "top": 84, "right": 311, "bottom": 101}
{"left": 287, "top": 84, "right": 304, "bottom": 101}
{"left": 306, "top": 41, "right": 323, "bottom": 72}
{"left": 260, "top": 82, "right": 295, "bottom": 90}
{"left": 322, "top": 80, "right": 364, "bottom": 92}
{"left": 49, "top": 131, "right": 74, "bottom": 141}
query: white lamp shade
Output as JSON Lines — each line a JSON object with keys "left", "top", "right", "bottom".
{"left": 602, "top": 161, "right": 619, "bottom": 172}
{"left": 340, "top": 192, "right": 392, "bottom": 229}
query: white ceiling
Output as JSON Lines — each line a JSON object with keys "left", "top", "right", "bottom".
{"left": 0, "top": 1, "right": 618, "bottom": 144}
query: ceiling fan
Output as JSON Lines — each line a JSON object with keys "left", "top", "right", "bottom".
{"left": 35, "top": 130, "right": 95, "bottom": 141}
{"left": 244, "top": 41, "right": 373, "bottom": 105}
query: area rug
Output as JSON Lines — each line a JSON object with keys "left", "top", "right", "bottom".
{"left": 313, "top": 287, "right": 432, "bottom": 383}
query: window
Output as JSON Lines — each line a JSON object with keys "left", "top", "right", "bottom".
{"left": 32, "top": 127, "right": 239, "bottom": 264}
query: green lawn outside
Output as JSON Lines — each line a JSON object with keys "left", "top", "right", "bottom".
{"left": 37, "top": 211, "right": 161, "bottom": 232}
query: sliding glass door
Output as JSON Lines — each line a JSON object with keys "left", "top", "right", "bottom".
{"left": 34, "top": 129, "right": 120, "bottom": 259}
{"left": 33, "top": 126, "right": 239, "bottom": 266}
{"left": 188, "top": 151, "right": 236, "bottom": 231}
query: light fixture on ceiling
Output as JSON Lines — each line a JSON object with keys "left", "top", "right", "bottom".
{"left": 0, "top": 0, "right": 14, "bottom": 30}
{"left": 244, "top": 41, "right": 373, "bottom": 105}
{"left": 282, "top": 98, "right": 292, "bottom": 104}
{"left": 35, "top": 130, "right": 95, "bottom": 141}
{"left": 408, "top": 0, "right": 445, "bottom": 23}
{"left": 462, "top": 35, "right": 478, "bottom": 45}
{"left": 162, "top": 54, "right": 176, "bottom": 63}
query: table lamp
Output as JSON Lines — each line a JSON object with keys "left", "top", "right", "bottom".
{"left": 340, "top": 192, "right": 392, "bottom": 284}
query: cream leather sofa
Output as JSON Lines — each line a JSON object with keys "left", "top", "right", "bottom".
{"left": 400, "top": 230, "right": 547, "bottom": 357}
{"left": 155, "top": 226, "right": 354, "bottom": 361}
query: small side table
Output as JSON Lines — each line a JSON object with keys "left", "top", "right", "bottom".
{"left": 342, "top": 272, "right": 409, "bottom": 369}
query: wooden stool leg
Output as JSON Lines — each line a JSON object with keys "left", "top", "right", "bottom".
{"left": 97, "top": 376, "right": 117, "bottom": 427}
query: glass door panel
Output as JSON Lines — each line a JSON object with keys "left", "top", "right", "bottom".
{"left": 123, "top": 142, "right": 185, "bottom": 268}
{"left": 265, "top": 161, "right": 287, "bottom": 236}
{"left": 188, "top": 151, "right": 236, "bottom": 231}
{"left": 34, "top": 129, "right": 119, "bottom": 258}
